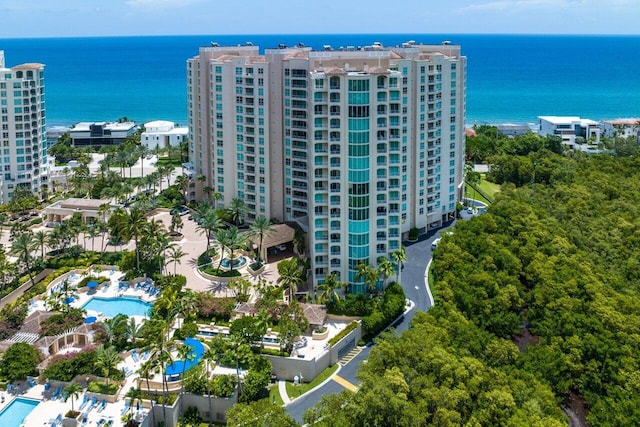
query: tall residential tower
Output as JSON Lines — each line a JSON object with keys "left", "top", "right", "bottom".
{"left": 0, "top": 51, "right": 47, "bottom": 203}
{"left": 187, "top": 41, "right": 466, "bottom": 292}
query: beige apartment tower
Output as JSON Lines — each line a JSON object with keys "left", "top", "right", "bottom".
{"left": 187, "top": 41, "right": 466, "bottom": 293}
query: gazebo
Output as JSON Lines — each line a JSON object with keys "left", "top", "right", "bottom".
{"left": 246, "top": 223, "right": 297, "bottom": 263}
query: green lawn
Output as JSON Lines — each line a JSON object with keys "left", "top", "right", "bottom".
{"left": 284, "top": 364, "right": 339, "bottom": 400}
{"left": 269, "top": 384, "right": 284, "bottom": 406}
{"left": 477, "top": 176, "right": 501, "bottom": 197}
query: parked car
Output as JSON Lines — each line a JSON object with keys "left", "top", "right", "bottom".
{"left": 431, "top": 238, "right": 441, "bottom": 250}
{"left": 467, "top": 206, "right": 474, "bottom": 214}
{"left": 170, "top": 206, "right": 190, "bottom": 216}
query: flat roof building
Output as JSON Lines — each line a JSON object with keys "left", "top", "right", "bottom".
{"left": 69, "top": 121, "right": 136, "bottom": 147}
{"left": 188, "top": 41, "right": 466, "bottom": 293}
{"left": 0, "top": 51, "right": 48, "bottom": 203}
{"left": 538, "top": 116, "right": 601, "bottom": 151}
{"left": 141, "top": 120, "right": 188, "bottom": 151}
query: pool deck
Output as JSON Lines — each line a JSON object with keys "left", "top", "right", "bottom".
{"left": 29, "top": 269, "right": 157, "bottom": 322}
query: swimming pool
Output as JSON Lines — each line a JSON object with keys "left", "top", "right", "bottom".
{"left": 165, "top": 338, "right": 205, "bottom": 380}
{"left": 0, "top": 397, "right": 39, "bottom": 427}
{"left": 82, "top": 297, "right": 153, "bottom": 318}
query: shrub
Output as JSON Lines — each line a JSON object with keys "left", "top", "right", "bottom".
{"left": 40, "top": 308, "right": 84, "bottom": 337}
{"left": 408, "top": 227, "right": 419, "bottom": 241}
{"left": 0, "top": 342, "right": 42, "bottom": 382}
{"left": 30, "top": 217, "right": 43, "bottom": 226}
{"left": 194, "top": 294, "right": 236, "bottom": 321}
{"left": 328, "top": 321, "right": 359, "bottom": 347}
{"left": 87, "top": 381, "right": 119, "bottom": 395}
{"left": 173, "top": 321, "right": 198, "bottom": 340}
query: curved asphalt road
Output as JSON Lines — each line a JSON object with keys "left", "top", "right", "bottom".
{"left": 286, "top": 220, "right": 457, "bottom": 422}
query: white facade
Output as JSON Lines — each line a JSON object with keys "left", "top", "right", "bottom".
{"left": 538, "top": 116, "right": 601, "bottom": 149}
{"left": 602, "top": 118, "right": 640, "bottom": 140}
{"left": 0, "top": 51, "right": 47, "bottom": 203}
{"left": 187, "top": 42, "right": 466, "bottom": 293}
{"left": 141, "top": 120, "right": 188, "bottom": 150}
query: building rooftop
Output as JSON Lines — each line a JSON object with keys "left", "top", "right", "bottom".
{"left": 71, "top": 121, "right": 136, "bottom": 132}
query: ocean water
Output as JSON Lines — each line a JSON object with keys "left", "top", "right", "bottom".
{"left": 1, "top": 34, "right": 639, "bottom": 127}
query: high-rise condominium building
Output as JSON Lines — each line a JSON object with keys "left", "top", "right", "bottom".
{"left": 187, "top": 41, "right": 466, "bottom": 293}
{"left": 0, "top": 51, "right": 47, "bottom": 203}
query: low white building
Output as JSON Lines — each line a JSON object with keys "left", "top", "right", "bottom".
{"left": 602, "top": 118, "right": 640, "bottom": 141}
{"left": 141, "top": 120, "right": 188, "bottom": 151}
{"left": 538, "top": 116, "right": 601, "bottom": 150}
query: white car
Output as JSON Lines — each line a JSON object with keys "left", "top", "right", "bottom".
{"left": 467, "top": 207, "right": 474, "bottom": 214}
{"left": 431, "top": 238, "right": 441, "bottom": 250}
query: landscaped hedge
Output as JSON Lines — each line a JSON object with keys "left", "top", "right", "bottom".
{"left": 43, "top": 347, "right": 123, "bottom": 383}
{"left": 361, "top": 282, "right": 405, "bottom": 337}
{"left": 39, "top": 308, "right": 84, "bottom": 337}
{"left": 328, "top": 321, "right": 359, "bottom": 347}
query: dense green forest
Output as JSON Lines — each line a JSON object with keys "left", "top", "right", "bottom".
{"left": 305, "top": 150, "right": 640, "bottom": 425}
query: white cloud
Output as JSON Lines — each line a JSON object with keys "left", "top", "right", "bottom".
{"left": 455, "top": 0, "right": 578, "bottom": 13}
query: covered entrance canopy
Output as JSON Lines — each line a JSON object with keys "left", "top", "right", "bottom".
{"left": 246, "top": 223, "right": 296, "bottom": 263}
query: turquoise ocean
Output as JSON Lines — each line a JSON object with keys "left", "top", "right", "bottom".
{"left": 1, "top": 34, "right": 639, "bottom": 127}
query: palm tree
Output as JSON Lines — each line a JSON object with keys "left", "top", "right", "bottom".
{"left": 177, "top": 342, "right": 196, "bottom": 396}
{"left": 10, "top": 232, "right": 35, "bottom": 284}
{"left": 202, "top": 348, "right": 217, "bottom": 427}
{"left": 212, "top": 191, "right": 221, "bottom": 209}
{"left": 391, "top": 246, "right": 407, "bottom": 284}
{"left": 247, "top": 216, "right": 275, "bottom": 265}
{"left": 125, "top": 318, "right": 141, "bottom": 345}
{"left": 277, "top": 258, "right": 305, "bottom": 303}
{"left": 118, "top": 207, "right": 148, "bottom": 270}
{"left": 224, "top": 227, "right": 247, "bottom": 275}
{"left": 62, "top": 381, "right": 81, "bottom": 413}
{"left": 145, "top": 331, "right": 173, "bottom": 426}
{"left": 95, "top": 346, "right": 121, "bottom": 386}
{"left": 316, "top": 272, "right": 344, "bottom": 304}
{"left": 355, "top": 261, "right": 379, "bottom": 293}
{"left": 194, "top": 202, "right": 221, "bottom": 254}
{"left": 174, "top": 174, "right": 190, "bottom": 202}
{"left": 377, "top": 257, "right": 395, "bottom": 285}
{"left": 33, "top": 230, "right": 48, "bottom": 260}
{"left": 166, "top": 244, "right": 186, "bottom": 276}
{"left": 99, "top": 316, "right": 126, "bottom": 347}
{"left": 227, "top": 197, "right": 246, "bottom": 227}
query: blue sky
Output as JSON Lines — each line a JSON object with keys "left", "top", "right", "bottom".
{"left": 1, "top": 0, "right": 639, "bottom": 38}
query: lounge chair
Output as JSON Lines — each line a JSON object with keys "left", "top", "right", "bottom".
{"left": 132, "top": 349, "right": 140, "bottom": 362}
{"left": 27, "top": 376, "right": 37, "bottom": 387}
{"left": 96, "top": 418, "right": 106, "bottom": 427}
{"left": 102, "top": 283, "right": 109, "bottom": 293}
{"left": 78, "top": 395, "right": 88, "bottom": 410}
{"left": 121, "top": 400, "right": 130, "bottom": 415}
{"left": 97, "top": 399, "right": 107, "bottom": 412}
{"left": 51, "top": 385, "right": 62, "bottom": 400}
{"left": 87, "top": 396, "right": 97, "bottom": 411}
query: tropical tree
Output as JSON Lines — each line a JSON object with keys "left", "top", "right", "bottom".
{"left": 174, "top": 174, "right": 190, "bottom": 202}
{"left": 170, "top": 210, "right": 183, "bottom": 235}
{"left": 177, "top": 342, "right": 196, "bottom": 395}
{"left": 391, "top": 246, "right": 407, "bottom": 283}
{"left": 166, "top": 244, "right": 186, "bottom": 276}
{"left": 99, "top": 315, "right": 127, "bottom": 347}
{"left": 117, "top": 207, "right": 148, "bottom": 270}
{"left": 95, "top": 346, "right": 121, "bottom": 386}
{"left": 33, "top": 230, "right": 48, "bottom": 260}
{"left": 377, "top": 257, "right": 395, "bottom": 284}
{"left": 62, "top": 381, "right": 82, "bottom": 413}
{"left": 194, "top": 202, "right": 221, "bottom": 254}
{"left": 316, "top": 272, "right": 344, "bottom": 304}
{"left": 10, "top": 232, "right": 36, "bottom": 284}
{"left": 227, "top": 198, "right": 246, "bottom": 227}
{"left": 224, "top": 227, "right": 247, "bottom": 275}
{"left": 277, "top": 258, "right": 305, "bottom": 303}
{"left": 247, "top": 216, "right": 275, "bottom": 265}
{"left": 355, "top": 261, "right": 379, "bottom": 293}
{"left": 125, "top": 318, "right": 141, "bottom": 344}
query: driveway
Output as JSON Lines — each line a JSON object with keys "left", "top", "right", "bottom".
{"left": 285, "top": 222, "right": 454, "bottom": 422}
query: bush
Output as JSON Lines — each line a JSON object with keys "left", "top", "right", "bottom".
{"left": 408, "top": 227, "right": 419, "bottom": 241}
{"left": 40, "top": 308, "right": 84, "bottom": 337}
{"left": 0, "top": 342, "right": 42, "bottom": 382}
{"left": 256, "top": 347, "right": 290, "bottom": 357}
{"left": 87, "top": 381, "right": 119, "bottom": 395}
{"left": 30, "top": 217, "right": 43, "bottom": 226}
{"left": 194, "top": 294, "right": 236, "bottom": 322}
{"left": 173, "top": 321, "right": 198, "bottom": 340}
{"left": 328, "top": 321, "right": 359, "bottom": 347}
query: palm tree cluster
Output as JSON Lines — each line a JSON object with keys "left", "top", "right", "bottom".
{"left": 354, "top": 247, "right": 406, "bottom": 294}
